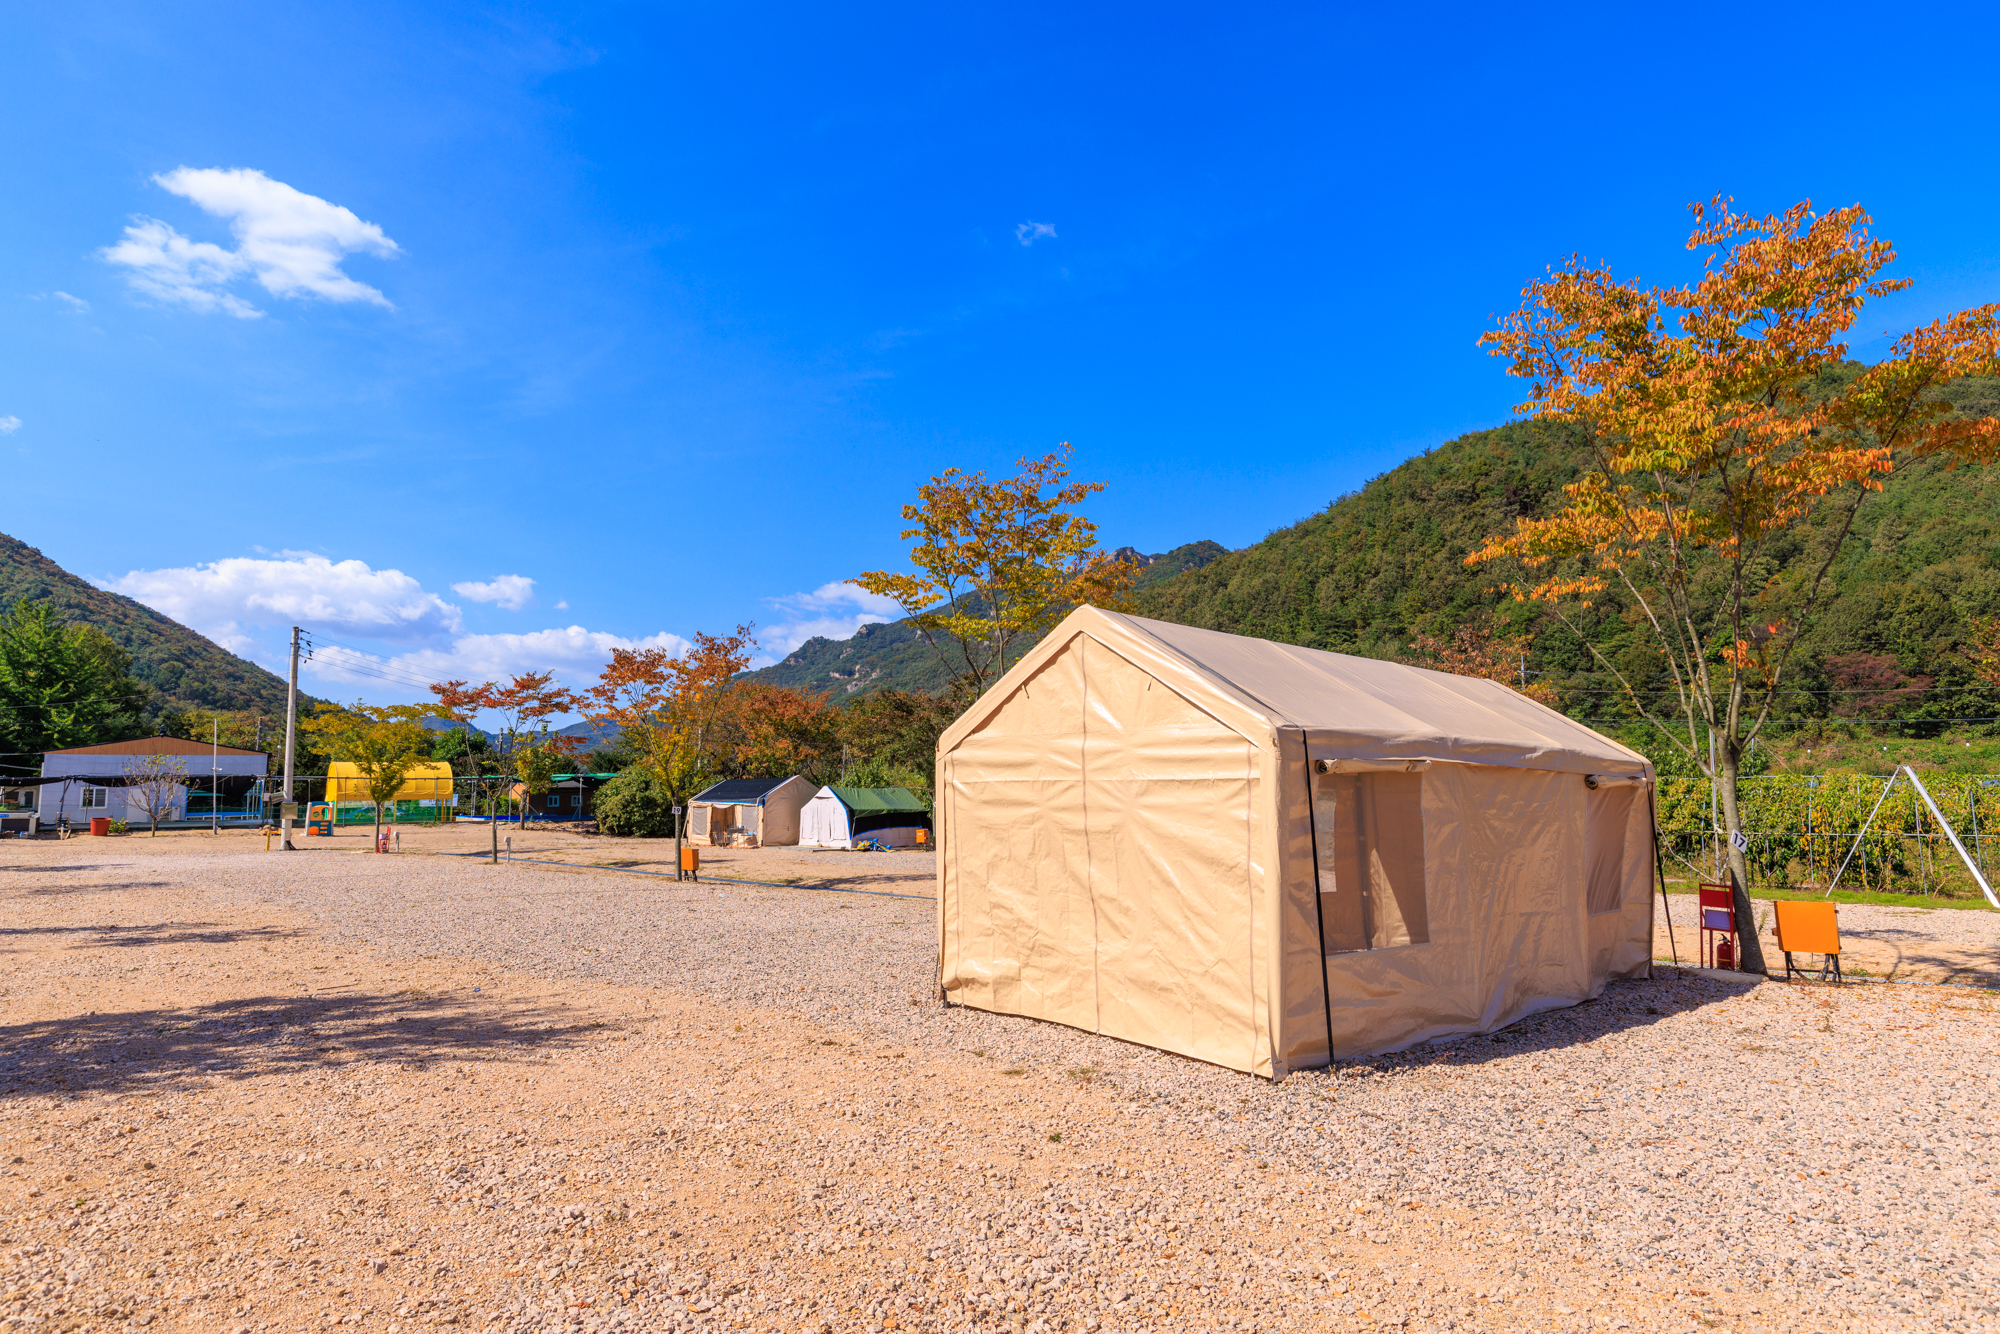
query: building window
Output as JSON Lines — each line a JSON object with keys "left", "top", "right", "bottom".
{"left": 82, "top": 787, "right": 107, "bottom": 809}
{"left": 1313, "top": 770, "right": 1430, "bottom": 953}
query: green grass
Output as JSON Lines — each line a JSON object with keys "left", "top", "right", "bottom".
{"left": 1662, "top": 879, "right": 1994, "bottom": 911}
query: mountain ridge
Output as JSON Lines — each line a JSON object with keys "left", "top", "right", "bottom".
{"left": 0, "top": 531, "right": 298, "bottom": 726}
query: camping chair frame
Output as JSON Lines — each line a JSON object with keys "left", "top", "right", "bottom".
{"left": 1784, "top": 948, "right": 1843, "bottom": 985}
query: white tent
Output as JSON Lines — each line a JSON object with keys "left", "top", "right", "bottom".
{"left": 935, "top": 606, "right": 1656, "bottom": 1078}
{"left": 800, "top": 786, "right": 932, "bottom": 849}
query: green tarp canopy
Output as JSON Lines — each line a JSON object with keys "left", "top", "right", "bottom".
{"left": 828, "top": 785, "right": 929, "bottom": 814}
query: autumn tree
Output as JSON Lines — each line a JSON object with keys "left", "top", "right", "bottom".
{"left": 714, "top": 681, "right": 838, "bottom": 784}
{"left": 302, "top": 703, "right": 432, "bottom": 852}
{"left": 856, "top": 445, "right": 1137, "bottom": 700}
{"left": 1469, "top": 197, "right": 2000, "bottom": 971}
{"left": 579, "top": 627, "right": 756, "bottom": 869}
{"left": 487, "top": 671, "right": 578, "bottom": 768}
{"left": 1404, "top": 621, "right": 1559, "bottom": 704}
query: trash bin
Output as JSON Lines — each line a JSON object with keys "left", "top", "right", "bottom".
{"left": 680, "top": 846, "right": 700, "bottom": 880}
{"left": 89, "top": 817, "right": 110, "bottom": 837}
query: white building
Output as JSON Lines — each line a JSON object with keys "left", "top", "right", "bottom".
{"left": 38, "top": 737, "right": 269, "bottom": 827}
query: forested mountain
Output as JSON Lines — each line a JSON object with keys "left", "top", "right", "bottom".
{"left": 0, "top": 532, "right": 296, "bottom": 727}
{"left": 762, "top": 374, "right": 2000, "bottom": 732}
{"left": 1139, "top": 373, "right": 2000, "bottom": 729}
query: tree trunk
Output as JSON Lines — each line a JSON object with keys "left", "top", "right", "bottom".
{"left": 373, "top": 802, "right": 382, "bottom": 853}
{"left": 1714, "top": 748, "right": 1769, "bottom": 974}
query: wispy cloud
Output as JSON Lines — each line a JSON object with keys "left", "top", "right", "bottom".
{"left": 101, "top": 167, "right": 400, "bottom": 317}
{"left": 1015, "top": 221, "right": 1057, "bottom": 246}
{"left": 51, "top": 292, "right": 89, "bottom": 313}
{"left": 104, "top": 552, "right": 462, "bottom": 650}
{"left": 451, "top": 574, "right": 536, "bottom": 611}
{"left": 0, "top": 417, "right": 19, "bottom": 436}
{"left": 754, "top": 581, "right": 901, "bottom": 665}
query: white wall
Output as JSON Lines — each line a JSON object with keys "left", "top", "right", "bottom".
{"left": 38, "top": 752, "right": 265, "bottom": 825}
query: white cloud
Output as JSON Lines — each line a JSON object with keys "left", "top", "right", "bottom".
{"left": 555, "top": 600, "right": 569, "bottom": 610}
{"left": 101, "top": 167, "right": 400, "bottom": 316}
{"left": 105, "top": 552, "right": 462, "bottom": 645}
{"left": 0, "top": 417, "right": 19, "bottom": 435}
{"left": 51, "top": 292, "right": 90, "bottom": 313}
{"left": 451, "top": 574, "right": 536, "bottom": 611}
{"left": 754, "top": 581, "right": 900, "bottom": 665}
{"left": 1016, "top": 221, "right": 1057, "bottom": 246}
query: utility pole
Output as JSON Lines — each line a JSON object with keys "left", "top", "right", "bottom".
{"left": 211, "top": 716, "right": 220, "bottom": 835}
{"left": 280, "top": 626, "right": 301, "bottom": 851}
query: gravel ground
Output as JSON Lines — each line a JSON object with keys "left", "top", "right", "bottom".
{"left": 3, "top": 836, "right": 1999, "bottom": 1334}
{"left": 1658, "top": 890, "right": 2000, "bottom": 984}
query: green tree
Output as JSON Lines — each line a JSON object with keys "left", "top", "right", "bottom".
{"left": 303, "top": 703, "right": 431, "bottom": 852}
{"left": 0, "top": 599, "right": 148, "bottom": 753}
{"left": 592, "top": 768, "right": 675, "bottom": 837}
{"left": 515, "top": 744, "right": 565, "bottom": 822}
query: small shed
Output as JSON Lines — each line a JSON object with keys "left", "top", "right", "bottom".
{"left": 800, "top": 785, "right": 932, "bottom": 849}
{"left": 936, "top": 605, "right": 1656, "bottom": 1078}
{"left": 688, "top": 775, "right": 817, "bottom": 847}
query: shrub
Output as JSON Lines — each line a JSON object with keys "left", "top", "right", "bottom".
{"left": 593, "top": 769, "right": 675, "bottom": 837}
{"left": 107, "top": 820, "right": 130, "bottom": 835}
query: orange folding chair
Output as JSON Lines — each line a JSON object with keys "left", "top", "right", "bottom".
{"left": 1698, "top": 882, "right": 1739, "bottom": 970}
{"left": 1773, "top": 900, "right": 1843, "bottom": 983}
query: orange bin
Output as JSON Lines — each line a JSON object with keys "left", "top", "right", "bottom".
{"left": 89, "top": 817, "right": 110, "bottom": 837}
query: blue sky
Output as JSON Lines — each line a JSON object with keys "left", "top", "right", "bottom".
{"left": 3, "top": 1, "right": 1998, "bottom": 718}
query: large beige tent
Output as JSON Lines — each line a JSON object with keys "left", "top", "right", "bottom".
{"left": 935, "top": 606, "right": 1656, "bottom": 1078}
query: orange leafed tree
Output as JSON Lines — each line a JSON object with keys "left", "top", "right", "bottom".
{"left": 1467, "top": 196, "right": 2000, "bottom": 967}
{"left": 1406, "top": 622, "right": 1558, "bottom": 704}
{"left": 578, "top": 626, "right": 758, "bottom": 825}
{"left": 856, "top": 445, "right": 1137, "bottom": 699}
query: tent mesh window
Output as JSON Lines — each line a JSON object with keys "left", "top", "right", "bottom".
{"left": 1315, "top": 771, "right": 1429, "bottom": 952}
{"left": 1584, "top": 783, "right": 1637, "bottom": 916}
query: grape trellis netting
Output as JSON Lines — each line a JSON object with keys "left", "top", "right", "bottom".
{"left": 1658, "top": 773, "right": 2000, "bottom": 898}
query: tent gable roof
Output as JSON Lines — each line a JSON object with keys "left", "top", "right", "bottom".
{"left": 824, "top": 785, "right": 928, "bottom": 814}
{"left": 940, "top": 606, "right": 1647, "bottom": 775}
{"left": 692, "top": 776, "right": 802, "bottom": 805}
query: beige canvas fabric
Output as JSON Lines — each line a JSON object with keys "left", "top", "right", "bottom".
{"left": 936, "top": 606, "right": 1655, "bottom": 1078}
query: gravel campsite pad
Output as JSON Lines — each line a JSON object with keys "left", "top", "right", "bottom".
{"left": 3, "top": 832, "right": 1999, "bottom": 1334}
